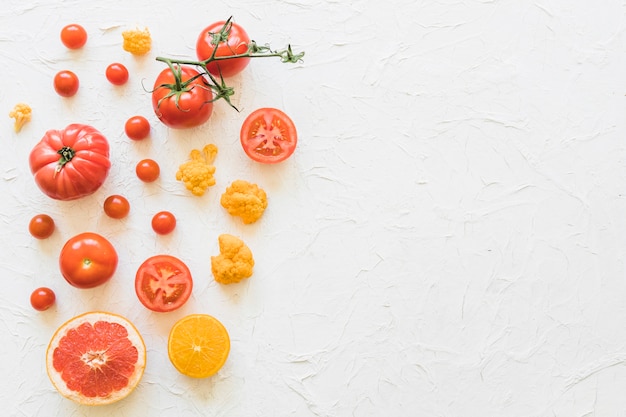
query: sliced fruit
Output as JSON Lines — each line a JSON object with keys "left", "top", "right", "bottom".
{"left": 46, "top": 311, "right": 146, "bottom": 406}
{"left": 135, "top": 255, "right": 192, "bottom": 312}
{"left": 168, "top": 314, "right": 230, "bottom": 378}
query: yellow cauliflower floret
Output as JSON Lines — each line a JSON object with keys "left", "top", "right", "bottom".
{"left": 122, "top": 27, "right": 152, "bottom": 55}
{"left": 9, "top": 103, "right": 32, "bottom": 132}
{"left": 211, "top": 234, "right": 254, "bottom": 284}
{"left": 176, "top": 144, "right": 218, "bottom": 196}
{"left": 220, "top": 180, "right": 268, "bottom": 224}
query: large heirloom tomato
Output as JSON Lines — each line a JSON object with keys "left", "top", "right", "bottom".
{"left": 151, "top": 65, "right": 213, "bottom": 129}
{"left": 196, "top": 20, "right": 251, "bottom": 78}
{"left": 59, "top": 232, "right": 118, "bottom": 289}
{"left": 29, "top": 124, "right": 111, "bottom": 200}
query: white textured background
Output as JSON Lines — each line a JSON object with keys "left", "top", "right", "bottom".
{"left": 2, "top": 1, "right": 626, "bottom": 416}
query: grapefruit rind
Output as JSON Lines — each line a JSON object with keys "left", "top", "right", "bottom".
{"left": 45, "top": 311, "right": 146, "bottom": 406}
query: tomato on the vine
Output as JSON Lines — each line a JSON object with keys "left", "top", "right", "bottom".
{"left": 240, "top": 108, "right": 297, "bottom": 164}
{"left": 135, "top": 255, "right": 193, "bottom": 312}
{"left": 60, "top": 24, "right": 87, "bottom": 49}
{"left": 136, "top": 159, "right": 160, "bottom": 183}
{"left": 59, "top": 232, "right": 118, "bottom": 289}
{"left": 30, "top": 287, "right": 56, "bottom": 311}
{"left": 29, "top": 124, "right": 111, "bottom": 200}
{"left": 29, "top": 214, "right": 55, "bottom": 239}
{"left": 53, "top": 70, "right": 79, "bottom": 97}
{"left": 196, "top": 20, "right": 251, "bottom": 78}
{"left": 151, "top": 65, "right": 213, "bottom": 129}
{"left": 103, "top": 195, "right": 130, "bottom": 219}
{"left": 152, "top": 211, "right": 176, "bottom": 235}
{"left": 105, "top": 63, "right": 129, "bottom": 85}
{"left": 125, "top": 115, "right": 150, "bottom": 140}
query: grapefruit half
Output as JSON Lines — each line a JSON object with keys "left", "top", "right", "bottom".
{"left": 46, "top": 311, "right": 146, "bottom": 405}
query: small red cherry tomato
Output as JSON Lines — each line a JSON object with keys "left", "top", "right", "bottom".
{"left": 30, "top": 287, "right": 56, "bottom": 311}
{"left": 136, "top": 159, "right": 160, "bottom": 182}
{"left": 240, "top": 108, "right": 298, "bottom": 164}
{"left": 125, "top": 116, "right": 150, "bottom": 140}
{"left": 60, "top": 24, "right": 87, "bottom": 49}
{"left": 135, "top": 255, "right": 193, "bottom": 312}
{"left": 54, "top": 70, "right": 79, "bottom": 97}
{"left": 105, "top": 63, "right": 129, "bottom": 85}
{"left": 59, "top": 232, "right": 118, "bottom": 289}
{"left": 29, "top": 214, "right": 55, "bottom": 239}
{"left": 103, "top": 195, "right": 130, "bottom": 219}
{"left": 152, "top": 211, "right": 176, "bottom": 235}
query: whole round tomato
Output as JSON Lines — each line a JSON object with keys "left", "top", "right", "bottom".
{"left": 135, "top": 255, "right": 193, "bottom": 312}
{"left": 151, "top": 65, "right": 213, "bottom": 129}
{"left": 105, "top": 63, "right": 129, "bottom": 85}
{"left": 240, "top": 108, "right": 298, "bottom": 164}
{"left": 136, "top": 159, "right": 160, "bottom": 183}
{"left": 29, "top": 124, "right": 111, "bottom": 200}
{"left": 59, "top": 232, "right": 118, "bottom": 289}
{"left": 103, "top": 195, "right": 130, "bottom": 219}
{"left": 29, "top": 214, "right": 55, "bottom": 239}
{"left": 125, "top": 115, "right": 150, "bottom": 140}
{"left": 196, "top": 20, "right": 250, "bottom": 78}
{"left": 54, "top": 70, "right": 79, "bottom": 97}
{"left": 30, "top": 287, "right": 56, "bottom": 311}
{"left": 60, "top": 24, "right": 87, "bottom": 49}
{"left": 152, "top": 211, "right": 176, "bottom": 235}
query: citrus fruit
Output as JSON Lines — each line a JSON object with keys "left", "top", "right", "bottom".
{"left": 168, "top": 314, "right": 230, "bottom": 378}
{"left": 46, "top": 311, "right": 146, "bottom": 405}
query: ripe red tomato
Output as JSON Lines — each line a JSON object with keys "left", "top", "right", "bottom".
{"left": 103, "top": 195, "right": 130, "bottom": 219}
{"left": 29, "top": 124, "right": 111, "bottom": 200}
{"left": 105, "top": 63, "right": 129, "bottom": 85}
{"left": 196, "top": 20, "right": 250, "bottom": 78}
{"left": 240, "top": 108, "right": 298, "bottom": 164}
{"left": 125, "top": 115, "right": 150, "bottom": 140}
{"left": 28, "top": 214, "right": 55, "bottom": 239}
{"left": 60, "top": 24, "right": 87, "bottom": 49}
{"left": 59, "top": 232, "right": 118, "bottom": 289}
{"left": 136, "top": 159, "right": 160, "bottom": 182}
{"left": 30, "top": 287, "right": 56, "bottom": 311}
{"left": 151, "top": 65, "right": 213, "bottom": 129}
{"left": 152, "top": 211, "right": 176, "bottom": 235}
{"left": 135, "top": 255, "right": 193, "bottom": 312}
{"left": 53, "top": 70, "right": 79, "bottom": 97}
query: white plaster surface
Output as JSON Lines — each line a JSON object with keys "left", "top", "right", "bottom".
{"left": 2, "top": 1, "right": 626, "bottom": 416}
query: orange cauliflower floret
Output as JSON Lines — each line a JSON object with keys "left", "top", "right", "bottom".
{"left": 9, "top": 103, "right": 32, "bottom": 132}
{"left": 211, "top": 234, "right": 254, "bottom": 284}
{"left": 220, "top": 180, "right": 268, "bottom": 224}
{"left": 176, "top": 144, "right": 218, "bottom": 196}
{"left": 122, "top": 27, "right": 152, "bottom": 55}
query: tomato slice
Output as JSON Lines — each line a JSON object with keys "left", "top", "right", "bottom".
{"left": 135, "top": 255, "right": 193, "bottom": 312}
{"left": 240, "top": 108, "right": 297, "bottom": 164}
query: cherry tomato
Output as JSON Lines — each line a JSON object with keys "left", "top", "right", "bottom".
{"left": 53, "top": 70, "right": 79, "bottom": 97}
{"left": 135, "top": 255, "right": 193, "bottom": 312}
{"left": 151, "top": 65, "right": 213, "bottom": 129}
{"left": 105, "top": 63, "right": 129, "bottom": 85}
{"left": 124, "top": 115, "right": 150, "bottom": 140}
{"left": 59, "top": 232, "right": 118, "bottom": 289}
{"left": 152, "top": 211, "right": 176, "bottom": 235}
{"left": 28, "top": 214, "right": 55, "bottom": 239}
{"left": 240, "top": 108, "right": 298, "bottom": 164}
{"left": 196, "top": 20, "right": 250, "bottom": 78}
{"left": 103, "top": 195, "right": 130, "bottom": 219}
{"left": 30, "top": 287, "right": 56, "bottom": 311}
{"left": 136, "top": 159, "right": 160, "bottom": 182}
{"left": 60, "top": 24, "right": 87, "bottom": 49}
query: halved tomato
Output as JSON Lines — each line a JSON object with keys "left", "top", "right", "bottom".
{"left": 240, "top": 108, "right": 297, "bottom": 164}
{"left": 135, "top": 255, "right": 193, "bottom": 312}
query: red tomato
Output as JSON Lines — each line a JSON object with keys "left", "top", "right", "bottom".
{"left": 29, "top": 124, "right": 111, "bottom": 200}
{"left": 125, "top": 115, "right": 150, "bottom": 140}
{"left": 30, "top": 287, "right": 56, "bottom": 311}
{"left": 136, "top": 159, "right": 160, "bottom": 183}
{"left": 53, "top": 70, "right": 79, "bottom": 97}
{"left": 105, "top": 63, "right": 129, "bottom": 85}
{"left": 60, "top": 24, "right": 87, "bottom": 49}
{"left": 151, "top": 65, "right": 213, "bottom": 129}
{"left": 59, "top": 232, "right": 118, "bottom": 289}
{"left": 135, "top": 255, "right": 193, "bottom": 312}
{"left": 152, "top": 211, "right": 176, "bottom": 235}
{"left": 103, "top": 195, "right": 130, "bottom": 219}
{"left": 29, "top": 214, "right": 55, "bottom": 239}
{"left": 196, "top": 20, "right": 251, "bottom": 78}
{"left": 240, "top": 108, "right": 298, "bottom": 164}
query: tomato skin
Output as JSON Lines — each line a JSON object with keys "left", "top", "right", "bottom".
{"left": 151, "top": 66, "right": 213, "bottom": 129}
{"left": 152, "top": 211, "right": 176, "bottom": 235}
{"left": 103, "top": 195, "right": 130, "bottom": 219}
{"left": 29, "top": 124, "right": 111, "bottom": 201}
{"left": 105, "top": 63, "right": 129, "bottom": 85}
{"left": 125, "top": 115, "right": 150, "bottom": 140}
{"left": 54, "top": 70, "right": 79, "bottom": 97}
{"left": 29, "top": 214, "right": 55, "bottom": 239}
{"left": 30, "top": 287, "right": 56, "bottom": 311}
{"left": 136, "top": 159, "right": 160, "bottom": 183}
{"left": 196, "top": 21, "right": 251, "bottom": 78}
{"left": 135, "top": 255, "right": 193, "bottom": 312}
{"left": 240, "top": 108, "right": 298, "bottom": 164}
{"left": 60, "top": 24, "right": 87, "bottom": 49}
{"left": 59, "top": 232, "right": 118, "bottom": 289}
